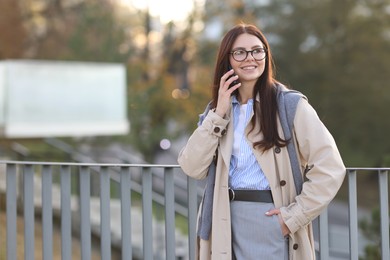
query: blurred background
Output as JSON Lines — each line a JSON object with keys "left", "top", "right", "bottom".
{"left": 0, "top": 0, "right": 389, "bottom": 259}
{"left": 1, "top": 0, "right": 389, "bottom": 167}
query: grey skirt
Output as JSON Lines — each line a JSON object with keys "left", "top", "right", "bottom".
{"left": 230, "top": 201, "right": 289, "bottom": 260}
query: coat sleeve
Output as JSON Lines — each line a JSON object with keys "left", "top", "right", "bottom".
{"left": 178, "top": 110, "right": 230, "bottom": 180}
{"left": 280, "top": 98, "right": 346, "bottom": 234}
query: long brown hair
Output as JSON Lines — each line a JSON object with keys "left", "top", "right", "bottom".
{"left": 211, "top": 23, "right": 287, "bottom": 151}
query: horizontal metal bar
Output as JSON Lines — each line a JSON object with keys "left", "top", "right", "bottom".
{"left": 346, "top": 167, "right": 390, "bottom": 171}
{"left": 3, "top": 160, "right": 390, "bottom": 171}
{"left": 0, "top": 160, "right": 181, "bottom": 168}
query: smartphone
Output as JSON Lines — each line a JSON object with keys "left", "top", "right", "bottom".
{"left": 227, "top": 65, "right": 239, "bottom": 88}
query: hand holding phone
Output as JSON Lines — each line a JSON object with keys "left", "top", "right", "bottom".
{"left": 216, "top": 67, "right": 240, "bottom": 117}
{"left": 227, "top": 65, "right": 240, "bottom": 88}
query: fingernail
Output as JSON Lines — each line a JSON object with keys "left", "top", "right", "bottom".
{"left": 265, "top": 211, "right": 270, "bottom": 215}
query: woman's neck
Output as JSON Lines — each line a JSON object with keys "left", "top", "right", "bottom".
{"left": 237, "top": 83, "right": 254, "bottom": 104}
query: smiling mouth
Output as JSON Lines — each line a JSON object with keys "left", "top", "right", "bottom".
{"left": 241, "top": 65, "right": 257, "bottom": 70}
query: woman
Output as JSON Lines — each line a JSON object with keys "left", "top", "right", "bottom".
{"left": 178, "top": 23, "right": 345, "bottom": 260}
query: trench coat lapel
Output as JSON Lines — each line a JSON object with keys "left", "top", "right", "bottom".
{"left": 245, "top": 111, "right": 278, "bottom": 189}
{"left": 252, "top": 145, "right": 276, "bottom": 187}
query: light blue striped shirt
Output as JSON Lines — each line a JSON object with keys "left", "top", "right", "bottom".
{"left": 229, "top": 97, "right": 270, "bottom": 190}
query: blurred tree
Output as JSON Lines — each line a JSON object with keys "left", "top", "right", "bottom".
{"left": 29, "top": 0, "right": 133, "bottom": 62}
{"left": 196, "top": 0, "right": 390, "bottom": 166}
{"left": 0, "top": 0, "right": 158, "bottom": 161}
{"left": 359, "top": 207, "right": 389, "bottom": 260}
{"left": 258, "top": 0, "right": 390, "bottom": 166}
{"left": 3, "top": 0, "right": 389, "bottom": 166}
{"left": 127, "top": 9, "right": 211, "bottom": 161}
{"left": 0, "top": 0, "right": 27, "bottom": 59}
{"left": 65, "top": 1, "right": 131, "bottom": 62}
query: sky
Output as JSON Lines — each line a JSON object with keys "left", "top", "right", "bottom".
{"left": 120, "top": 0, "right": 204, "bottom": 24}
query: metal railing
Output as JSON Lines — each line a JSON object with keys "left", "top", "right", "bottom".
{"left": 345, "top": 168, "right": 389, "bottom": 260}
{"left": 0, "top": 161, "right": 389, "bottom": 260}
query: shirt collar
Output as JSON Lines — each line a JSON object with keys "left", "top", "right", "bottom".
{"left": 232, "top": 95, "right": 254, "bottom": 106}
{"left": 232, "top": 95, "right": 240, "bottom": 105}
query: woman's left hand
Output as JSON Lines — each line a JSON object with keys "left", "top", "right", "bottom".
{"left": 265, "top": 208, "right": 291, "bottom": 236}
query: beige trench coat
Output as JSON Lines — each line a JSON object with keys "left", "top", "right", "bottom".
{"left": 178, "top": 97, "right": 346, "bottom": 260}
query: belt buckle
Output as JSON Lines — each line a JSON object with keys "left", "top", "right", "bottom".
{"left": 228, "top": 188, "right": 235, "bottom": 201}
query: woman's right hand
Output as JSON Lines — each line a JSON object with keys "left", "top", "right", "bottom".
{"left": 215, "top": 69, "right": 241, "bottom": 117}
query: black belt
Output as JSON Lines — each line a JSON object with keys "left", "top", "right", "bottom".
{"left": 228, "top": 188, "right": 273, "bottom": 203}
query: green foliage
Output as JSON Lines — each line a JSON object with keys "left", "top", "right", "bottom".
{"left": 381, "top": 154, "right": 390, "bottom": 167}
{"left": 198, "top": 0, "right": 390, "bottom": 167}
{"left": 20, "top": 0, "right": 137, "bottom": 63}
{"left": 2, "top": 0, "right": 390, "bottom": 166}
{"left": 127, "top": 71, "right": 176, "bottom": 161}
{"left": 359, "top": 207, "right": 388, "bottom": 260}
{"left": 256, "top": 0, "right": 390, "bottom": 167}
{"left": 126, "top": 58, "right": 211, "bottom": 161}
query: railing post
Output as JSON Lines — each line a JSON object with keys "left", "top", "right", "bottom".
{"left": 164, "top": 167, "right": 176, "bottom": 259}
{"left": 120, "top": 166, "right": 132, "bottom": 260}
{"left": 187, "top": 177, "right": 198, "bottom": 260}
{"left": 100, "top": 166, "right": 111, "bottom": 260}
{"left": 42, "top": 165, "right": 53, "bottom": 260}
{"left": 348, "top": 170, "right": 358, "bottom": 260}
{"left": 6, "top": 164, "right": 17, "bottom": 260}
{"left": 79, "top": 166, "right": 91, "bottom": 260}
{"left": 379, "top": 170, "right": 389, "bottom": 260}
{"left": 61, "top": 165, "right": 72, "bottom": 260}
{"left": 319, "top": 208, "right": 329, "bottom": 260}
{"left": 23, "top": 164, "right": 35, "bottom": 260}
{"left": 142, "top": 167, "right": 153, "bottom": 259}
{"left": 13, "top": 161, "right": 390, "bottom": 260}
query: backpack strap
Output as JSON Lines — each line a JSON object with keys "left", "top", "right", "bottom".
{"left": 197, "top": 101, "right": 216, "bottom": 240}
{"left": 276, "top": 84, "right": 306, "bottom": 195}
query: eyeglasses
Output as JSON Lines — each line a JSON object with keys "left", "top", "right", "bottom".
{"left": 230, "top": 48, "right": 267, "bottom": 62}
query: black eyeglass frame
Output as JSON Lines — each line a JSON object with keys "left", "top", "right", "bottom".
{"left": 229, "top": 48, "right": 267, "bottom": 62}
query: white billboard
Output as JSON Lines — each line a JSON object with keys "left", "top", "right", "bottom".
{"left": 0, "top": 60, "right": 129, "bottom": 138}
